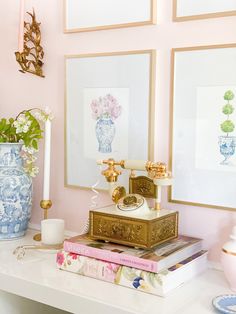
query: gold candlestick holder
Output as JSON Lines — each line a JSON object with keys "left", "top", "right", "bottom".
{"left": 33, "top": 200, "right": 52, "bottom": 241}
{"left": 15, "top": 9, "right": 44, "bottom": 78}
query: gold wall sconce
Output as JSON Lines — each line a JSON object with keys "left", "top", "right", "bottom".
{"left": 15, "top": 10, "right": 44, "bottom": 78}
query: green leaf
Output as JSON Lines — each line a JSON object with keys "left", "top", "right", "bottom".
{"left": 32, "top": 139, "right": 38, "bottom": 150}
{"left": 0, "top": 118, "right": 6, "bottom": 131}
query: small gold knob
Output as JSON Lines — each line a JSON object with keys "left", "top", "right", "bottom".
{"left": 101, "top": 158, "right": 122, "bottom": 182}
{"left": 40, "top": 200, "right": 52, "bottom": 210}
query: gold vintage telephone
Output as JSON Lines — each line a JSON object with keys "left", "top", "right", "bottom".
{"left": 89, "top": 159, "right": 178, "bottom": 249}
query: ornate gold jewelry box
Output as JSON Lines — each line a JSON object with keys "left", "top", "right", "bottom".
{"left": 89, "top": 205, "right": 178, "bottom": 249}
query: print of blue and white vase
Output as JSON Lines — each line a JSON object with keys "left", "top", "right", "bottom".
{"left": 0, "top": 143, "right": 32, "bottom": 239}
{"left": 218, "top": 135, "right": 236, "bottom": 165}
{"left": 95, "top": 117, "right": 115, "bottom": 153}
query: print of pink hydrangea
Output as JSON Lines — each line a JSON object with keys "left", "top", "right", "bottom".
{"left": 90, "top": 94, "right": 122, "bottom": 121}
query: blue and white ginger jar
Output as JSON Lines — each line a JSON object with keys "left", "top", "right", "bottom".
{"left": 95, "top": 117, "right": 115, "bottom": 153}
{"left": 0, "top": 143, "right": 32, "bottom": 239}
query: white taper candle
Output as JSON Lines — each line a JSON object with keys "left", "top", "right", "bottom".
{"left": 43, "top": 119, "right": 51, "bottom": 200}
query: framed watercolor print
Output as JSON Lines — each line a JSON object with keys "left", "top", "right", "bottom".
{"left": 173, "top": 0, "right": 236, "bottom": 21}
{"left": 65, "top": 50, "right": 156, "bottom": 189}
{"left": 169, "top": 44, "right": 236, "bottom": 210}
{"left": 64, "top": 0, "right": 156, "bottom": 33}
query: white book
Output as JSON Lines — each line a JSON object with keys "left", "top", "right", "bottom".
{"left": 57, "top": 250, "right": 208, "bottom": 297}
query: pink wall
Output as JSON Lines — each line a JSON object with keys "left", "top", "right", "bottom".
{"left": 1, "top": 0, "right": 236, "bottom": 262}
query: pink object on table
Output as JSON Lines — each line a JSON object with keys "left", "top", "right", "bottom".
{"left": 63, "top": 234, "right": 203, "bottom": 273}
{"left": 221, "top": 226, "right": 236, "bottom": 292}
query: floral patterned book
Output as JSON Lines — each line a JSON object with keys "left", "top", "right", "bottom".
{"left": 63, "top": 234, "right": 203, "bottom": 273}
{"left": 56, "top": 250, "right": 208, "bottom": 296}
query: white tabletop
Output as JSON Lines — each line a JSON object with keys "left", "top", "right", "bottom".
{"left": 0, "top": 229, "right": 232, "bottom": 314}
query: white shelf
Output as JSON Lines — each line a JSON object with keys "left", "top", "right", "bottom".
{"left": 0, "top": 229, "right": 232, "bottom": 314}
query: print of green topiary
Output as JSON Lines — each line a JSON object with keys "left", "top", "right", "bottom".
{"left": 220, "top": 90, "right": 235, "bottom": 136}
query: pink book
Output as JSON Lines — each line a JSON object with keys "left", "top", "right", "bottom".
{"left": 63, "top": 234, "right": 202, "bottom": 273}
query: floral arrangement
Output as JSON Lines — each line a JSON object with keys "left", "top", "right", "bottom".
{"left": 90, "top": 94, "right": 122, "bottom": 121}
{"left": 0, "top": 107, "right": 53, "bottom": 177}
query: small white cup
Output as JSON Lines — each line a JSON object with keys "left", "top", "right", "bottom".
{"left": 41, "top": 219, "right": 65, "bottom": 245}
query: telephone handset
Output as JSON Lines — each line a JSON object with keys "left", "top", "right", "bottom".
{"left": 97, "top": 158, "right": 173, "bottom": 212}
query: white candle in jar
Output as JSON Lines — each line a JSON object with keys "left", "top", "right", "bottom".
{"left": 41, "top": 219, "right": 65, "bottom": 245}
{"left": 43, "top": 119, "right": 51, "bottom": 200}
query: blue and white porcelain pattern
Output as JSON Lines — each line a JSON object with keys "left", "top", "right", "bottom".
{"left": 212, "top": 295, "right": 236, "bottom": 314}
{"left": 95, "top": 117, "right": 115, "bottom": 153}
{"left": 218, "top": 136, "right": 236, "bottom": 165}
{"left": 0, "top": 143, "right": 32, "bottom": 239}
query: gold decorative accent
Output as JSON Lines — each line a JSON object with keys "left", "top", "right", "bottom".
{"left": 97, "top": 218, "right": 144, "bottom": 244}
{"left": 150, "top": 214, "right": 178, "bottom": 246}
{"left": 33, "top": 199, "right": 52, "bottom": 241}
{"left": 222, "top": 248, "right": 236, "bottom": 256}
{"left": 120, "top": 160, "right": 125, "bottom": 168}
{"left": 40, "top": 200, "right": 52, "bottom": 219}
{"left": 146, "top": 161, "right": 171, "bottom": 180}
{"left": 15, "top": 10, "right": 44, "bottom": 77}
{"left": 154, "top": 202, "right": 161, "bottom": 210}
{"left": 117, "top": 194, "right": 144, "bottom": 210}
{"left": 129, "top": 175, "right": 157, "bottom": 198}
{"left": 89, "top": 210, "right": 178, "bottom": 249}
{"left": 13, "top": 243, "right": 63, "bottom": 260}
{"left": 111, "top": 186, "right": 126, "bottom": 203}
{"left": 129, "top": 169, "right": 136, "bottom": 178}
{"left": 33, "top": 233, "right": 42, "bottom": 242}
{"left": 123, "top": 195, "right": 137, "bottom": 205}
{"left": 101, "top": 158, "right": 122, "bottom": 182}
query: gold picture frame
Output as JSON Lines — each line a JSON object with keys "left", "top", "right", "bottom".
{"left": 64, "top": 0, "right": 156, "bottom": 33}
{"left": 65, "top": 50, "right": 156, "bottom": 190}
{"left": 169, "top": 43, "right": 236, "bottom": 211}
{"left": 173, "top": 0, "right": 236, "bottom": 22}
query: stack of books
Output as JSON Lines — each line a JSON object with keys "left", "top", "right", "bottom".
{"left": 56, "top": 234, "right": 207, "bottom": 296}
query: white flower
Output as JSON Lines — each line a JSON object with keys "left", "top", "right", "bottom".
{"left": 21, "top": 153, "right": 28, "bottom": 161}
{"left": 21, "top": 144, "right": 38, "bottom": 177}
{"left": 26, "top": 155, "right": 37, "bottom": 164}
{"left": 44, "top": 106, "right": 54, "bottom": 121}
{"left": 22, "top": 145, "right": 38, "bottom": 154}
{"left": 24, "top": 164, "right": 39, "bottom": 177}
{"left": 33, "top": 111, "right": 44, "bottom": 122}
{"left": 30, "top": 166, "right": 39, "bottom": 177}
{"left": 33, "top": 107, "right": 54, "bottom": 122}
{"left": 13, "top": 116, "right": 32, "bottom": 134}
